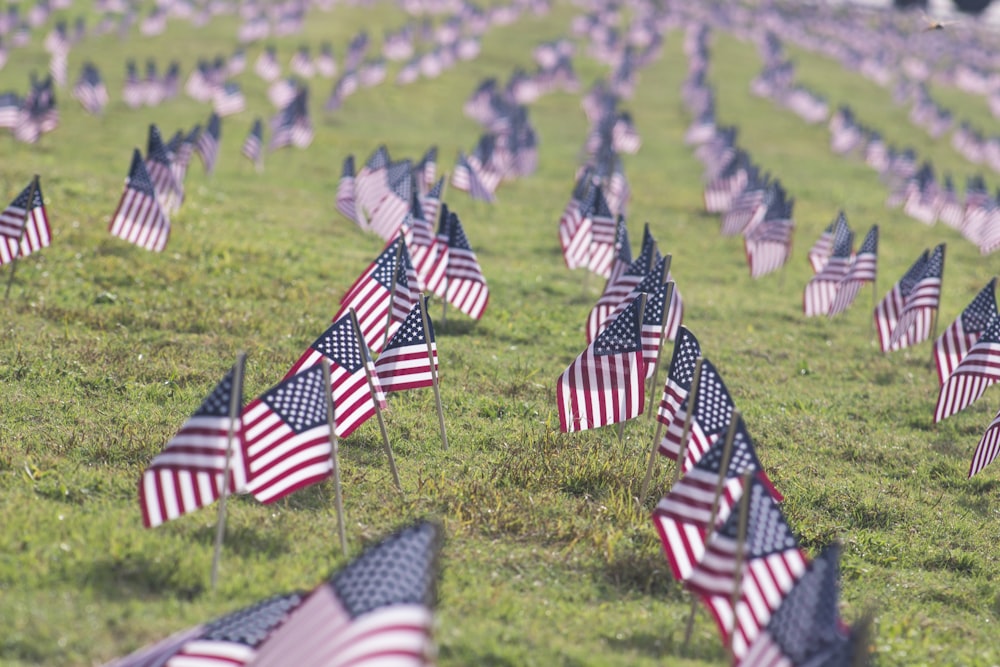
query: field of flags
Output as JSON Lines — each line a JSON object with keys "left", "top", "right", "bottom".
{"left": 3, "top": 0, "right": 1000, "bottom": 664}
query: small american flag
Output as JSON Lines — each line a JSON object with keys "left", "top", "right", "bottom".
{"left": 139, "top": 361, "right": 245, "bottom": 528}
{"left": 685, "top": 475, "right": 808, "bottom": 660}
{"left": 416, "top": 145, "right": 437, "bottom": 193}
{"left": 934, "top": 314, "right": 1000, "bottom": 423}
{"left": 585, "top": 225, "right": 659, "bottom": 343}
{"left": 807, "top": 214, "right": 838, "bottom": 274}
{"left": 336, "top": 237, "right": 415, "bottom": 353}
{"left": 409, "top": 203, "right": 449, "bottom": 298}
{"left": 285, "top": 314, "right": 385, "bottom": 439}
{"left": 970, "top": 406, "right": 1000, "bottom": 478}
{"left": 375, "top": 300, "right": 438, "bottom": 393}
{"left": 444, "top": 211, "right": 489, "bottom": 319}
{"left": 934, "top": 278, "right": 997, "bottom": 386}
{"left": 558, "top": 171, "right": 593, "bottom": 271}
{"left": 744, "top": 216, "right": 794, "bottom": 279}
{"left": 874, "top": 248, "right": 928, "bottom": 352}
{"left": 452, "top": 151, "right": 496, "bottom": 203}
{"left": 355, "top": 145, "right": 391, "bottom": 221}
{"left": 586, "top": 186, "right": 617, "bottom": 279}
{"left": 803, "top": 214, "right": 853, "bottom": 317}
{"left": 659, "top": 357, "right": 735, "bottom": 474}
{"left": 557, "top": 295, "right": 646, "bottom": 432}
{"left": 419, "top": 176, "right": 444, "bottom": 228}
{"left": 248, "top": 520, "right": 440, "bottom": 667}
{"left": 606, "top": 215, "right": 632, "bottom": 288}
{"left": 255, "top": 46, "right": 282, "bottom": 82}
{"left": 368, "top": 160, "right": 413, "bottom": 241}
{"left": 196, "top": 113, "right": 221, "bottom": 175}
{"left": 0, "top": 179, "right": 49, "bottom": 265}
{"left": 243, "top": 365, "right": 333, "bottom": 504}
{"left": 146, "top": 124, "right": 184, "bottom": 214}
{"left": 887, "top": 243, "right": 945, "bottom": 351}
{"left": 336, "top": 154, "right": 357, "bottom": 223}
{"left": 241, "top": 117, "right": 263, "bottom": 170}
{"left": 828, "top": 224, "right": 878, "bottom": 318}
{"left": 741, "top": 543, "right": 855, "bottom": 667}
{"left": 109, "top": 148, "right": 171, "bottom": 252}
{"left": 656, "top": 325, "right": 701, "bottom": 430}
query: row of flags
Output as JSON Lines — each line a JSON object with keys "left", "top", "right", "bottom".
{"left": 0, "top": 74, "right": 58, "bottom": 144}
{"left": 803, "top": 213, "right": 879, "bottom": 318}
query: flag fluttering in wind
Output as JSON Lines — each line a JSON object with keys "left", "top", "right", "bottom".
{"left": 934, "top": 314, "right": 1000, "bottom": 423}
{"left": 443, "top": 210, "right": 489, "bottom": 319}
{"left": 970, "top": 407, "right": 1000, "bottom": 478}
{"left": 243, "top": 365, "right": 333, "bottom": 504}
{"left": 0, "top": 177, "right": 51, "bottom": 266}
{"left": 285, "top": 314, "right": 385, "bottom": 439}
{"left": 828, "top": 224, "right": 878, "bottom": 317}
{"left": 887, "top": 243, "right": 945, "bottom": 351}
{"left": 874, "top": 248, "right": 928, "bottom": 352}
{"left": 659, "top": 357, "right": 736, "bottom": 474}
{"left": 934, "top": 278, "right": 997, "bottom": 386}
{"left": 585, "top": 224, "right": 659, "bottom": 342}
{"left": 103, "top": 520, "right": 441, "bottom": 667}
{"left": 557, "top": 294, "right": 646, "bottom": 432}
{"left": 109, "top": 148, "right": 171, "bottom": 252}
{"left": 656, "top": 325, "right": 701, "bottom": 431}
{"left": 803, "top": 213, "right": 853, "bottom": 317}
{"left": 139, "top": 361, "right": 245, "bottom": 528}
{"left": 374, "top": 300, "right": 438, "bottom": 392}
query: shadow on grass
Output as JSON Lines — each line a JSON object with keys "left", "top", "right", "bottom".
{"left": 187, "top": 522, "right": 294, "bottom": 558}
{"left": 592, "top": 549, "right": 687, "bottom": 601}
{"left": 80, "top": 554, "right": 205, "bottom": 600}
{"left": 603, "top": 630, "right": 726, "bottom": 664}
{"left": 436, "top": 318, "right": 480, "bottom": 337}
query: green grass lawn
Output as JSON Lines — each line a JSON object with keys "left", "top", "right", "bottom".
{"left": 1, "top": 2, "right": 1000, "bottom": 665}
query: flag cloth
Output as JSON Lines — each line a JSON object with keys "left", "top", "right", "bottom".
{"left": 0, "top": 178, "right": 51, "bottom": 266}
{"left": 197, "top": 113, "right": 221, "bottom": 174}
{"left": 557, "top": 295, "right": 646, "bottom": 432}
{"left": 248, "top": 520, "right": 440, "bottom": 667}
{"left": 558, "top": 169, "right": 593, "bottom": 271}
{"left": 243, "top": 365, "right": 333, "bottom": 504}
{"left": 828, "top": 224, "right": 878, "bottom": 318}
{"left": 242, "top": 117, "right": 263, "bottom": 170}
{"left": 640, "top": 280, "right": 683, "bottom": 377}
{"left": 586, "top": 186, "right": 617, "bottom": 279}
{"left": 585, "top": 224, "right": 660, "bottom": 343}
{"left": 452, "top": 151, "right": 495, "bottom": 203}
{"left": 336, "top": 154, "right": 357, "bottom": 224}
{"left": 285, "top": 314, "right": 386, "bottom": 439}
{"left": 409, "top": 203, "right": 449, "bottom": 299}
{"left": 887, "top": 243, "right": 945, "bottom": 351}
{"left": 656, "top": 326, "right": 701, "bottom": 431}
{"left": 145, "top": 124, "right": 184, "bottom": 215}
{"left": 444, "top": 211, "right": 489, "bottom": 319}
{"left": 934, "top": 314, "right": 1000, "bottom": 423}
{"left": 109, "top": 148, "right": 171, "bottom": 252}
{"left": 970, "top": 406, "right": 1000, "bottom": 478}
{"left": 803, "top": 214, "right": 853, "bottom": 317}
{"left": 685, "top": 475, "right": 808, "bottom": 660}
{"left": 355, "top": 145, "right": 391, "bottom": 220}
{"left": 139, "top": 362, "right": 245, "bottom": 528}
{"left": 375, "top": 300, "right": 438, "bottom": 393}
{"left": 368, "top": 160, "right": 413, "bottom": 241}
{"left": 741, "top": 543, "right": 855, "bottom": 667}
{"left": 807, "top": 217, "right": 837, "bottom": 274}
{"left": 606, "top": 214, "right": 632, "bottom": 288}
{"left": 934, "top": 278, "right": 997, "bottom": 386}
{"left": 874, "top": 248, "right": 928, "bottom": 352}
{"left": 652, "top": 417, "right": 779, "bottom": 582}
{"left": 659, "top": 357, "right": 736, "bottom": 475}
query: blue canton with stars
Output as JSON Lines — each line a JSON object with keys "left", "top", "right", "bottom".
{"left": 365, "top": 145, "right": 390, "bottom": 172}
{"left": 857, "top": 225, "right": 878, "bottom": 256}
{"left": 146, "top": 124, "right": 172, "bottom": 166}
{"left": 961, "top": 278, "right": 998, "bottom": 332}
{"left": 691, "top": 415, "right": 762, "bottom": 478}
{"left": 341, "top": 154, "right": 355, "bottom": 178}
{"left": 329, "top": 521, "right": 440, "bottom": 619}
{"left": 830, "top": 214, "right": 854, "bottom": 260}
{"left": 920, "top": 243, "right": 946, "bottom": 281}
{"left": 9, "top": 181, "right": 44, "bottom": 210}
{"left": 261, "top": 365, "right": 329, "bottom": 434}
{"left": 642, "top": 280, "right": 671, "bottom": 328}
{"left": 199, "top": 592, "right": 304, "bottom": 646}
{"left": 667, "top": 327, "right": 702, "bottom": 391}
{"left": 126, "top": 149, "right": 157, "bottom": 197}
{"left": 685, "top": 358, "right": 734, "bottom": 437}
{"left": 448, "top": 213, "right": 474, "bottom": 252}
{"left": 310, "top": 317, "right": 365, "bottom": 372}
{"left": 192, "top": 363, "right": 242, "bottom": 417}
{"left": 898, "top": 249, "right": 929, "bottom": 298}
{"left": 594, "top": 297, "right": 643, "bottom": 356}
{"left": 716, "top": 476, "right": 799, "bottom": 557}
{"left": 383, "top": 304, "right": 427, "bottom": 352}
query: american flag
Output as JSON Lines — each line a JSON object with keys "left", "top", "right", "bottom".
{"left": 585, "top": 225, "right": 659, "bottom": 343}
{"left": 656, "top": 325, "right": 701, "bottom": 431}
{"left": 659, "top": 357, "right": 735, "bottom": 474}
{"left": 452, "top": 151, "right": 495, "bottom": 203}
{"left": 887, "top": 243, "right": 945, "bottom": 351}
{"left": 744, "top": 216, "right": 794, "bottom": 279}
{"left": 444, "top": 211, "right": 489, "bottom": 319}
{"left": 807, "top": 215, "right": 838, "bottom": 274}
{"left": 285, "top": 314, "right": 385, "bottom": 439}
{"left": 828, "top": 224, "right": 878, "bottom": 318}
{"left": 255, "top": 46, "right": 282, "bottom": 81}
{"left": 336, "top": 237, "right": 415, "bottom": 353}
{"left": 874, "top": 248, "right": 928, "bottom": 352}
{"left": 558, "top": 170, "right": 593, "bottom": 271}
{"left": 803, "top": 215, "right": 853, "bottom": 317}
{"left": 102, "top": 592, "right": 305, "bottom": 667}
{"left": 336, "top": 154, "right": 357, "bottom": 224}
{"left": 970, "top": 406, "right": 1000, "bottom": 478}
{"left": 685, "top": 476, "right": 808, "bottom": 660}
{"left": 248, "top": 520, "right": 440, "bottom": 667}
{"left": 0, "top": 178, "right": 50, "bottom": 267}
{"left": 109, "top": 148, "right": 171, "bottom": 252}
{"left": 139, "top": 361, "right": 245, "bottom": 528}
{"left": 375, "top": 300, "right": 438, "bottom": 393}
{"left": 72, "top": 62, "right": 108, "bottom": 115}
{"left": 171, "top": 127, "right": 200, "bottom": 188}
{"left": 241, "top": 118, "right": 263, "bottom": 170}
{"left": 355, "top": 145, "right": 391, "bottom": 220}
{"left": 934, "top": 278, "right": 997, "bottom": 386}
{"left": 214, "top": 82, "right": 246, "bottom": 117}
{"left": 409, "top": 203, "right": 449, "bottom": 298}
{"left": 720, "top": 187, "right": 766, "bottom": 237}
{"left": 243, "top": 365, "right": 333, "bottom": 504}
{"left": 557, "top": 295, "right": 646, "bottom": 432}
{"left": 368, "top": 161, "right": 413, "bottom": 241}
{"left": 586, "top": 186, "right": 617, "bottom": 279}
{"left": 419, "top": 176, "right": 444, "bottom": 228}
{"left": 934, "top": 314, "right": 1000, "bottom": 423}
{"left": 652, "top": 417, "right": 778, "bottom": 582}
{"left": 146, "top": 124, "right": 184, "bottom": 215}
{"left": 196, "top": 113, "right": 221, "bottom": 175}
{"left": 606, "top": 215, "right": 632, "bottom": 288}
{"left": 741, "top": 543, "right": 855, "bottom": 667}
{"left": 416, "top": 145, "right": 437, "bottom": 193}
{"left": 123, "top": 60, "right": 144, "bottom": 108}
{"left": 639, "top": 279, "right": 683, "bottom": 377}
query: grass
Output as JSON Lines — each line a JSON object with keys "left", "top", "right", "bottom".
{"left": 1, "top": 2, "right": 1000, "bottom": 666}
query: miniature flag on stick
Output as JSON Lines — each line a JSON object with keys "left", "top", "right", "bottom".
{"left": 109, "top": 149, "right": 171, "bottom": 252}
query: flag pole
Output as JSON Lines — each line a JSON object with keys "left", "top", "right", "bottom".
{"left": 617, "top": 293, "right": 647, "bottom": 443}
{"left": 929, "top": 247, "right": 944, "bottom": 367}
{"left": 681, "top": 411, "right": 740, "bottom": 650}
{"left": 210, "top": 351, "right": 247, "bottom": 591}
{"left": 321, "top": 359, "right": 348, "bottom": 556}
{"left": 380, "top": 237, "right": 405, "bottom": 352}
{"left": 672, "top": 357, "right": 704, "bottom": 487}
{"left": 5, "top": 174, "right": 39, "bottom": 302}
{"left": 419, "top": 293, "right": 448, "bottom": 450}
{"left": 727, "top": 469, "right": 754, "bottom": 660}
{"left": 349, "top": 307, "right": 402, "bottom": 493}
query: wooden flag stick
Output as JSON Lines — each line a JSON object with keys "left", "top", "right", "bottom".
{"left": 211, "top": 351, "right": 247, "bottom": 591}
{"left": 349, "top": 308, "right": 402, "bottom": 493}
{"left": 419, "top": 293, "right": 448, "bottom": 450}
{"left": 727, "top": 470, "right": 754, "bottom": 659}
{"left": 681, "top": 411, "right": 741, "bottom": 650}
{"left": 380, "top": 238, "right": 405, "bottom": 352}
{"left": 321, "top": 359, "right": 348, "bottom": 556}
{"left": 929, "top": 248, "right": 944, "bottom": 366}
{"left": 617, "top": 293, "right": 647, "bottom": 443}
{"left": 639, "top": 417, "right": 665, "bottom": 505}
{"left": 672, "top": 357, "right": 704, "bottom": 487}
{"left": 5, "top": 174, "right": 39, "bottom": 302}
